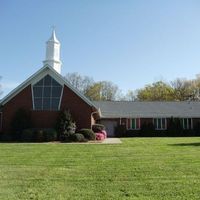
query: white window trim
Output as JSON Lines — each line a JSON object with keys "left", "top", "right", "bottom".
{"left": 119, "top": 118, "right": 122, "bottom": 125}
{"left": 129, "top": 118, "right": 141, "bottom": 130}
{"left": 182, "top": 118, "right": 193, "bottom": 130}
{"left": 31, "top": 75, "right": 64, "bottom": 111}
{"left": 153, "top": 118, "right": 167, "bottom": 130}
{"left": 58, "top": 86, "right": 64, "bottom": 110}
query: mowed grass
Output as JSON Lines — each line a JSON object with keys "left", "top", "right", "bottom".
{"left": 0, "top": 138, "right": 200, "bottom": 200}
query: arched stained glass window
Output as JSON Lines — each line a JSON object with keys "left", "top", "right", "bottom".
{"left": 33, "top": 75, "right": 63, "bottom": 110}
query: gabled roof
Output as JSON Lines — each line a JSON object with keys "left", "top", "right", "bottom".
{"left": 93, "top": 101, "right": 200, "bottom": 118}
{"left": 0, "top": 64, "right": 98, "bottom": 109}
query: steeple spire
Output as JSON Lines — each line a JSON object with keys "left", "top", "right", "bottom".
{"left": 48, "top": 28, "right": 59, "bottom": 43}
{"left": 43, "top": 29, "right": 62, "bottom": 74}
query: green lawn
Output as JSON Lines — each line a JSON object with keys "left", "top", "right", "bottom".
{"left": 0, "top": 138, "right": 200, "bottom": 200}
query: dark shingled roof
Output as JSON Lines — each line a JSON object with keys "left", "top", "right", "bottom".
{"left": 93, "top": 101, "right": 200, "bottom": 118}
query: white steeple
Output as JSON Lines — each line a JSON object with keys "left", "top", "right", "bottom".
{"left": 43, "top": 29, "right": 62, "bottom": 74}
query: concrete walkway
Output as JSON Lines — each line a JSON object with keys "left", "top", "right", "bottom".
{"left": 3, "top": 138, "right": 122, "bottom": 144}
{"left": 101, "top": 138, "right": 122, "bottom": 144}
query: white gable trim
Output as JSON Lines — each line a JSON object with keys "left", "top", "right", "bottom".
{"left": 0, "top": 65, "right": 98, "bottom": 110}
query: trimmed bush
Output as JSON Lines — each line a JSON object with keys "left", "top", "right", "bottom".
{"left": 21, "top": 129, "right": 34, "bottom": 142}
{"left": 72, "top": 133, "right": 86, "bottom": 142}
{"left": 194, "top": 121, "right": 200, "bottom": 136}
{"left": 11, "top": 108, "right": 31, "bottom": 140}
{"left": 167, "top": 117, "right": 183, "bottom": 137}
{"left": 35, "top": 129, "right": 44, "bottom": 142}
{"left": 35, "top": 129, "right": 58, "bottom": 142}
{"left": 114, "top": 125, "right": 126, "bottom": 137}
{"left": 92, "top": 124, "right": 105, "bottom": 133}
{"left": 0, "top": 133, "right": 12, "bottom": 142}
{"left": 21, "top": 128, "right": 57, "bottom": 142}
{"left": 125, "top": 129, "right": 141, "bottom": 137}
{"left": 59, "top": 130, "right": 74, "bottom": 142}
{"left": 78, "top": 129, "right": 95, "bottom": 140}
{"left": 44, "top": 129, "right": 57, "bottom": 141}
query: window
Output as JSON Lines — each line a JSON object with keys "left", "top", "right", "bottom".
{"left": 154, "top": 118, "right": 166, "bottom": 130}
{"left": 32, "top": 75, "right": 63, "bottom": 110}
{"left": 131, "top": 118, "right": 140, "bottom": 130}
{"left": 182, "top": 118, "right": 192, "bottom": 130}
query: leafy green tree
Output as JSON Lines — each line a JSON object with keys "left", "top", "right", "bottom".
{"left": 65, "top": 73, "right": 121, "bottom": 101}
{"left": 84, "top": 82, "right": 102, "bottom": 101}
{"left": 136, "top": 81, "right": 174, "bottom": 101}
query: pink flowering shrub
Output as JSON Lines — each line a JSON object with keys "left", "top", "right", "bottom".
{"left": 95, "top": 130, "right": 107, "bottom": 140}
{"left": 96, "top": 133, "right": 104, "bottom": 140}
{"left": 101, "top": 130, "right": 107, "bottom": 138}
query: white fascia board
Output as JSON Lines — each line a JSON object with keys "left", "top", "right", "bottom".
{"left": 62, "top": 78, "right": 98, "bottom": 109}
{"left": 100, "top": 114, "right": 200, "bottom": 119}
{"left": 1, "top": 65, "right": 49, "bottom": 105}
{"left": 49, "top": 67, "right": 98, "bottom": 109}
{"left": 1, "top": 64, "right": 99, "bottom": 110}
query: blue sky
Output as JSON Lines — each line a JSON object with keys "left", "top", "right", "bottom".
{"left": 1, "top": 0, "right": 200, "bottom": 97}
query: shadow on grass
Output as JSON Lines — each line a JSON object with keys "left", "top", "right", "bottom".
{"left": 169, "top": 143, "right": 200, "bottom": 147}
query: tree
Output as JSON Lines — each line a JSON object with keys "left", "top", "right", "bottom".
{"left": 64, "top": 72, "right": 94, "bottom": 94}
{"left": 84, "top": 82, "right": 102, "bottom": 101}
{"left": 136, "top": 81, "right": 174, "bottom": 101}
{"left": 56, "top": 109, "right": 76, "bottom": 141}
{"left": 56, "top": 109, "right": 76, "bottom": 134}
{"left": 171, "top": 78, "right": 194, "bottom": 101}
{"left": 124, "top": 90, "right": 136, "bottom": 101}
{"left": 85, "top": 81, "right": 119, "bottom": 101}
{"left": 65, "top": 73, "right": 122, "bottom": 101}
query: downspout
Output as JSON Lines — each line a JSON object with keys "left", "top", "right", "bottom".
{"left": 91, "top": 108, "right": 101, "bottom": 129}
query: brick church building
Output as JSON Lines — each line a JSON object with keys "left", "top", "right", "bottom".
{"left": 0, "top": 30, "right": 100, "bottom": 134}
{"left": 1, "top": 31, "right": 200, "bottom": 137}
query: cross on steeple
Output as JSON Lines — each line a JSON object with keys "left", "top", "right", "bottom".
{"left": 51, "top": 25, "right": 56, "bottom": 31}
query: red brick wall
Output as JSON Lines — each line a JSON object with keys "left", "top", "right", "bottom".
{"left": 2, "top": 85, "right": 33, "bottom": 133}
{"left": 60, "top": 85, "right": 94, "bottom": 130}
{"left": 140, "top": 118, "right": 153, "bottom": 126}
{"left": 2, "top": 84, "right": 95, "bottom": 134}
{"left": 191, "top": 118, "right": 200, "bottom": 128}
{"left": 31, "top": 111, "right": 59, "bottom": 128}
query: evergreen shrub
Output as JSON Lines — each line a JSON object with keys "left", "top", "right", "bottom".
{"left": 11, "top": 108, "right": 31, "bottom": 140}
{"left": 44, "top": 129, "right": 57, "bottom": 141}
{"left": 92, "top": 124, "right": 105, "bottom": 133}
{"left": 0, "top": 133, "right": 12, "bottom": 142}
{"left": 21, "top": 128, "right": 57, "bottom": 142}
{"left": 21, "top": 129, "right": 34, "bottom": 142}
{"left": 72, "top": 133, "right": 86, "bottom": 142}
{"left": 114, "top": 125, "right": 127, "bottom": 137}
{"left": 56, "top": 109, "right": 76, "bottom": 141}
{"left": 78, "top": 129, "right": 95, "bottom": 140}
